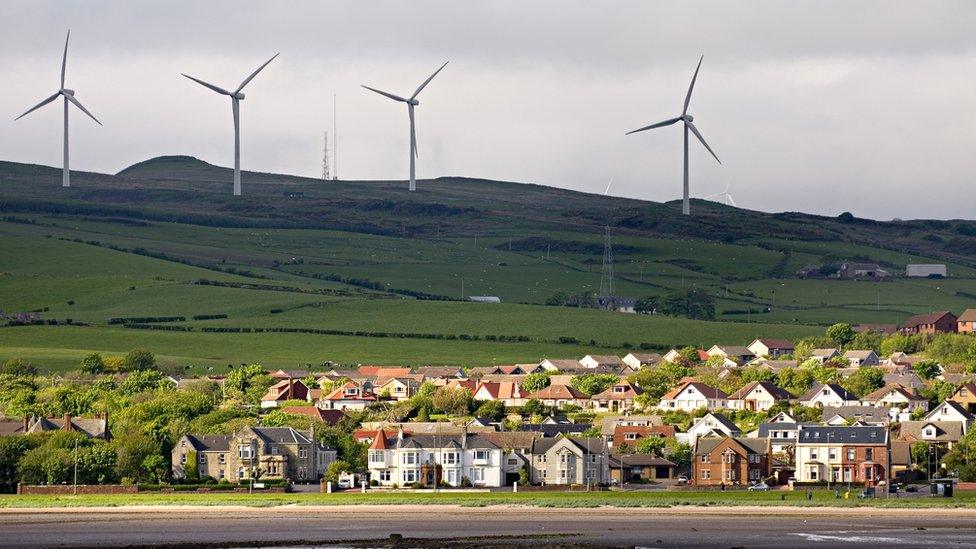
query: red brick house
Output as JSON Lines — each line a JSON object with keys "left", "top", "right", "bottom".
{"left": 901, "top": 311, "right": 957, "bottom": 335}
{"left": 692, "top": 436, "right": 772, "bottom": 486}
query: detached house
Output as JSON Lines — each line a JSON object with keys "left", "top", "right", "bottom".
{"left": 376, "top": 377, "right": 422, "bottom": 401}
{"left": 528, "top": 436, "right": 610, "bottom": 486}
{"left": 705, "top": 345, "right": 755, "bottom": 367}
{"left": 579, "top": 355, "right": 625, "bottom": 370}
{"left": 948, "top": 383, "right": 976, "bottom": 412}
{"left": 693, "top": 436, "right": 772, "bottom": 486}
{"left": 958, "top": 309, "right": 976, "bottom": 334}
{"left": 726, "top": 381, "right": 793, "bottom": 412}
{"left": 861, "top": 385, "right": 929, "bottom": 413}
{"left": 622, "top": 353, "right": 662, "bottom": 370}
{"left": 260, "top": 379, "right": 310, "bottom": 408}
{"left": 368, "top": 429, "right": 503, "bottom": 487}
{"left": 612, "top": 425, "right": 676, "bottom": 448}
{"left": 809, "top": 348, "right": 842, "bottom": 364}
{"left": 794, "top": 425, "right": 889, "bottom": 486}
{"left": 901, "top": 311, "right": 958, "bottom": 335}
{"left": 319, "top": 381, "right": 377, "bottom": 411}
{"left": 657, "top": 382, "right": 728, "bottom": 412}
{"left": 925, "top": 400, "right": 974, "bottom": 430}
{"left": 525, "top": 384, "right": 589, "bottom": 408}
{"left": 679, "top": 412, "right": 741, "bottom": 445}
{"left": 473, "top": 381, "right": 526, "bottom": 407}
{"left": 590, "top": 380, "right": 643, "bottom": 412}
{"left": 799, "top": 383, "right": 860, "bottom": 408}
{"left": 843, "top": 350, "right": 880, "bottom": 368}
{"left": 747, "top": 339, "right": 795, "bottom": 359}
{"left": 897, "top": 421, "right": 964, "bottom": 448}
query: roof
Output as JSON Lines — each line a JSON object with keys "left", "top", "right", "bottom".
{"left": 323, "top": 381, "right": 377, "bottom": 402}
{"left": 599, "top": 414, "right": 663, "bottom": 435}
{"left": 810, "top": 348, "right": 840, "bottom": 357}
{"left": 958, "top": 309, "right": 976, "bottom": 322}
{"left": 727, "top": 381, "right": 793, "bottom": 401}
{"left": 608, "top": 453, "right": 676, "bottom": 467}
{"left": 752, "top": 339, "right": 795, "bottom": 350}
{"left": 475, "top": 381, "right": 521, "bottom": 400}
{"left": 399, "top": 433, "right": 499, "bottom": 450}
{"left": 184, "top": 434, "right": 233, "bottom": 452}
{"left": 583, "top": 355, "right": 624, "bottom": 365}
{"left": 248, "top": 426, "right": 313, "bottom": 445}
{"left": 370, "top": 429, "right": 390, "bottom": 450}
{"left": 479, "top": 431, "right": 542, "bottom": 451}
{"left": 527, "top": 384, "right": 586, "bottom": 400}
{"left": 541, "top": 359, "right": 586, "bottom": 371}
{"left": 661, "top": 382, "right": 728, "bottom": 401}
{"left": 592, "top": 381, "right": 643, "bottom": 401}
{"left": 612, "top": 425, "right": 675, "bottom": 444}
{"left": 799, "top": 383, "right": 858, "bottom": 402}
{"left": 692, "top": 413, "right": 740, "bottom": 434}
{"left": 797, "top": 425, "right": 888, "bottom": 445}
{"left": 843, "top": 350, "right": 877, "bottom": 360}
{"left": 518, "top": 423, "right": 593, "bottom": 437}
{"left": 0, "top": 419, "right": 25, "bottom": 436}
{"left": 903, "top": 311, "right": 956, "bottom": 329}
{"left": 925, "top": 400, "right": 975, "bottom": 421}
{"left": 711, "top": 345, "right": 754, "bottom": 357}
{"left": 890, "top": 440, "right": 911, "bottom": 466}
{"left": 820, "top": 405, "right": 890, "bottom": 423}
{"left": 26, "top": 416, "right": 109, "bottom": 439}
{"left": 862, "top": 385, "right": 926, "bottom": 402}
{"left": 358, "top": 366, "right": 412, "bottom": 378}
{"left": 756, "top": 421, "right": 817, "bottom": 437}
{"left": 260, "top": 379, "right": 308, "bottom": 402}
{"left": 531, "top": 436, "right": 607, "bottom": 456}
{"left": 897, "top": 421, "right": 964, "bottom": 442}
{"left": 280, "top": 406, "right": 344, "bottom": 425}
{"left": 695, "top": 436, "right": 770, "bottom": 455}
{"left": 625, "top": 353, "right": 662, "bottom": 363}
{"left": 418, "top": 366, "right": 464, "bottom": 378}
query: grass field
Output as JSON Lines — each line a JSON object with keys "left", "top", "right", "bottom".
{"left": 1, "top": 489, "right": 972, "bottom": 509}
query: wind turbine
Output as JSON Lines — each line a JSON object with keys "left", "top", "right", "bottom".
{"left": 627, "top": 55, "right": 720, "bottom": 215}
{"left": 182, "top": 53, "right": 279, "bottom": 196}
{"left": 704, "top": 181, "right": 736, "bottom": 207}
{"left": 604, "top": 176, "right": 614, "bottom": 196}
{"left": 362, "top": 61, "right": 449, "bottom": 192}
{"left": 15, "top": 31, "right": 102, "bottom": 188}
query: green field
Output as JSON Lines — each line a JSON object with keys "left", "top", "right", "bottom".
{"left": 1, "top": 489, "right": 971, "bottom": 509}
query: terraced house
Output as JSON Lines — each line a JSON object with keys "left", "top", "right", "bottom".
{"left": 368, "top": 429, "right": 504, "bottom": 487}
{"left": 794, "top": 425, "right": 889, "bottom": 485}
{"left": 172, "top": 427, "right": 336, "bottom": 483}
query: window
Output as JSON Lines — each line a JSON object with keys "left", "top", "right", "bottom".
{"left": 446, "top": 469, "right": 457, "bottom": 485}
{"left": 701, "top": 470, "right": 710, "bottom": 480}
{"left": 847, "top": 449, "right": 855, "bottom": 461}
{"left": 749, "top": 469, "right": 760, "bottom": 480}
{"left": 810, "top": 450, "right": 818, "bottom": 460}
{"left": 865, "top": 467, "right": 874, "bottom": 480}
{"left": 560, "top": 453, "right": 569, "bottom": 464}
{"left": 474, "top": 449, "right": 489, "bottom": 461}
{"left": 748, "top": 454, "right": 759, "bottom": 464}
{"left": 238, "top": 444, "right": 254, "bottom": 459}
{"left": 219, "top": 469, "right": 225, "bottom": 479}
{"left": 237, "top": 466, "right": 246, "bottom": 480}
{"left": 613, "top": 386, "right": 625, "bottom": 393}
{"left": 443, "top": 452, "right": 458, "bottom": 465}
{"left": 271, "top": 445, "right": 280, "bottom": 455}
{"left": 369, "top": 450, "right": 385, "bottom": 463}
{"left": 809, "top": 468, "right": 818, "bottom": 481}
{"left": 402, "top": 452, "right": 417, "bottom": 465}
{"left": 507, "top": 458, "right": 518, "bottom": 466}
{"left": 180, "top": 454, "right": 187, "bottom": 464}
{"left": 199, "top": 454, "right": 207, "bottom": 464}
{"left": 865, "top": 448, "right": 873, "bottom": 461}
{"left": 700, "top": 455, "right": 709, "bottom": 464}
{"left": 470, "top": 468, "right": 484, "bottom": 482}
{"left": 924, "top": 427, "right": 935, "bottom": 438}
{"left": 829, "top": 449, "right": 837, "bottom": 461}
{"left": 625, "top": 433, "right": 638, "bottom": 440}
{"left": 298, "top": 466, "right": 307, "bottom": 479}
{"left": 402, "top": 470, "right": 418, "bottom": 483}
{"left": 298, "top": 447, "right": 308, "bottom": 459}
{"left": 218, "top": 454, "right": 225, "bottom": 464}
{"left": 724, "top": 470, "right": 734, "bottom": 481}
{"left": 378, "top": 471, "right": 391, "bottom": 482}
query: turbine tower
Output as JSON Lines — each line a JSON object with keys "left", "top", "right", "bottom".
{"left": 362, "top": 61, "right": 449, "bottom": 191}
{"left": 182, "top": 53, "right": 278, "bottom": 196}
{"left": 15, "top": 31, "right": 102, "bottom": 188}
{"left": 627, "top": 55, "right": 720, "bottom": 215}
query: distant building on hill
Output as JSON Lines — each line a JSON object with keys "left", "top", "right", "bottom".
{"left": 838, "top": 262, "right": 889, "bottom": 280}
{"left": 468, "top": 296, "right": 501, "bottom": 303}
{"left": 906, "top": 264, "right": 946, "bottom": 278}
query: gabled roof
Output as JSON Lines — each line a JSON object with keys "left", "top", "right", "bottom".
{"left": 925, "top": 400, "right": 975, "bottom": 421}
{"left": 727, "top": 381, "right": 793, "bottom": 401}
{"left": 695, "top": 436, "right": 769, "bottom": 456}
{"left": 661, "top": 382, "right": 728, "bottom": 401}
{"left": 751, "top": 339, "right": 795, "bottom": 350}
{"left": 843, "top": 350, "right": 877, "bottom": 360}
{"left": 958, "top": 309, "right": 976, "bottom": 322}
{"left": 862, "top": 384, "right": 926, "bottom": 402}
{"left": 526, "top": 384, "right": 586, "bottom": 400}
{"left": 799, "top": 383, "right": 858, "bottom": 402}
{"left": 810, "top": 348, "right": 841, "bottom": 357}
{"left": 592, "top": 381, "right": 643, "bottom": 401}
{"left": 475, "top": 381, "right": 521, "bottom": 400}
{"left": 518, "top": 423, "right": 593, "bottom": 437}
{"left": 280, "top": 406, "right": 344, "bottom": 425}
{"left": 820, "top": 405, "right": 890, "bottom": 424}
{"left": 797, "top": 425, "right": 888, "bottom": 445}
{"left": 479, "top": 431, "right": 542, "bottom": 451}
{"left": 709, "top": 345, "right": 754, "bottom": 357}
{"left": 250, "top": 426, "right": 313, "bottom": 445}
{"left": 692, "top": 412, "right": 740, "bottom": 434}
{"left": 897, "top": 421, "right": 964, "bottom": 442}
{"left": 323, "top": 381, "right": 377, "bottom": 401}
{"left": 624, "top": 353, "right": 662, "bottom": 363}
{"left": 358, "top": 366, "right": 412, "bottom": 378}
{"left": 903, "top": 311, "right": 956, "bottom": 329}
{"left": 183, "top": 434, "right": 233, "bottom": 452}
{"left": 582, "top": 354, "right": 624, "bottom": 365}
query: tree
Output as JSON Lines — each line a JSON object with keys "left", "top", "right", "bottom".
{"left": 122, "top": 350, "right": 157, "bottom": 372}
{"left": 913, "top": 360, "right": 941, "bottom": 380}
{"left": 325, "top": 460, "right": 350, "bottom": 483}
{"left": 80, "top": 353, "right": 106, "bottom": 375}
{"left": 777, "top": 368, "right": 816, "bottom": 396}
{"left": 634, "top": 295, "right": 658, "bottom": 314}
{"left": 430, "top": 387, "right": 473, "bottom": 416}
{"left": 0, "top": 359, "right": 36, "bottom": 377}
{"left": 226, "top": 364, "right": 272, "bottom": 404}
{"left": 739, "top": 366, "right": 777, "bottom": 385}
{"left": 825, "top": 323, "right": 855, "bottom": 347}
{"left": 629, "top": 362, "right": 694, "bottom": 403}
{"left": 658, "top": 288, "right": 715, "bottom": 320}
{"left": 634, "top": 436, "right": 665, "bottom": 457}
{"left": 678, "top": 347, "right": 703, "bottom": 365}
{"left": 521, "top": 399, "right": 545, "bottom": 416}
{"left": 841, "top": 367, "right": 884, "bottom": 398}
{"left": 666, "top": 441, "right": 692, "bottom": 468}
{"left": 911, "top": 441, "right": 930, "bottom": 474}
{"left": 474, "top": 400, "right": 506, "bottom": 421}
{"left": 569, "top": 374, "right": 618, "bottom": 397}
{"left": 119, "top": 369, "right": 167, "bottom": 395}
{"left": 521, "top": 373, "right": 551, "bottom": 393}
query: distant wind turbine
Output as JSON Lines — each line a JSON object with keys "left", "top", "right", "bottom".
{"left": 704, "top": 181, "right": 736, "bottom": 207}
{"left": 15, "top": 31, "right": 102, "bottom": 188}
{"left": 182, "top": 53, "right": 279, "bottom": 196}
{"left": 604, "top": 176, "right": 614, "bottom": 196}
{"left": 362, "top": 61, "right": 449, "bottom": 192}
{"left": 627, "top": 55, "right": 720, "bottom": 215}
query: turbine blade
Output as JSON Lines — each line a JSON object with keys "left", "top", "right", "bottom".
{"left": 61, "top": 30, "right": 70, "bottom": 88}
{"left": 14, "top": 92, "right": 61, "bottom": 121}
{"left": 411, "top": 61, "right": 449, "bottom": 100}
{"left": 686, "top": 121, "right": 720, "bottom": 164}
{"left": 626, "top": 117, "right": 680, "bottom": 135}
{"left": 727, "top": 195, "right": 736, "bottom": 207}
{"left": 409, "top": 104, "right": 418, "bottom": 158}
{"left": 703, "top": 192, "right": 724, "bottom": 199}
{"left": 604, "top": 176, "right": 614, "bottom": 196}
{"left": 362, "top": 85, "right": 406, "bottom": 102}
{"left": 182, "top": 74, "right": 232, "bottom": 96}
{"left": 236, "top": 53, "right": 279, "bottom": 93}
{"left": 683, "top": 55, "right": 703, "bottom": 116}
{"left": 66, "top": 94, "right": 102, "bottom": 125}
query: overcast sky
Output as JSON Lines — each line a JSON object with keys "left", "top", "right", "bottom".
{"left": 1, "top": 1, "right": 974, "bottom": 219}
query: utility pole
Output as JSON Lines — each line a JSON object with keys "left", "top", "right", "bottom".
{"left": 460, "top": 278, "right": 464, "bottom": 300}
{"left": 73, "top": 439, "right": 79, "bottom": 495}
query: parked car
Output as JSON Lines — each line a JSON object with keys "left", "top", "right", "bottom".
{"left": 747, "top": 482, "right": 769, "bottom": 492}
{"left": 858, "top": 487, "right": 876, "bottom": 498}
{"left": 905, "top": 485, "right": 919, "bottom": 493}
{"left": 676, "top": 474, "right": 689, "bottom": 485}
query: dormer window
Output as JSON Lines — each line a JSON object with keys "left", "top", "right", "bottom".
{"left": 613, "top": 386, "right": 625, "bottom": 393}
{"left": 924, "top": 427, "right": 936, "bottom": 438}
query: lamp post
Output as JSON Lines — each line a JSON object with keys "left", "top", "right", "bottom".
{"left": 73, "top": 439, "right": 79, "bottom": 495}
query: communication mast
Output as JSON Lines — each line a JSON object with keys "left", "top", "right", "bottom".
{"left": 322, "top": 131, "right": 330, "bottom": 180}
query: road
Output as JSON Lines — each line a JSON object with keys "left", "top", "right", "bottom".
{"left": 1, "top": 505, "right": 975, "bottom": 548}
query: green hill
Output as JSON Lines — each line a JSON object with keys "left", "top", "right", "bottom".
{"left": 1, "top": 156, "right": 974, "bottom": 372}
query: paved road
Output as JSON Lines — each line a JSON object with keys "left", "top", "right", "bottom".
{"left": 2, "top": 505, "right": 975, "bottom": 548}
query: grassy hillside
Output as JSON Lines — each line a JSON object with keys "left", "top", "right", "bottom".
{"left": 1, "top": 156, "right": 975, "bottom": 372}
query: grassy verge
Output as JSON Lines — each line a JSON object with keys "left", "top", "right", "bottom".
{"left": 1, "top": 490, "right": 973, "bottom": 509}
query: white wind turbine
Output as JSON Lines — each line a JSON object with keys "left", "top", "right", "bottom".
{"left": 15, "top": 31, "right": 102, "bottom": 188}
{"left": 604, "top": 176, "right": 614, "bottom": 196}
{"left": 362, "top": 61, "right": 449, "bottom": 192}
{"left": 705, "top": 181, "right": 736, "bottom": 207}
{"left": 627, "top": 55, "right": 720, "bottom": 215}
{"left": 182, "top": 53, "right": 279, "bottom": 196}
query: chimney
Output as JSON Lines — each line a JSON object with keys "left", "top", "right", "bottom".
{"left": 22, "top": 414, "right": 29, "bottom": 432}
{"left": 287, "top": 378, "right": 293, "bottom": 400}
{"left": 63, "top": 413, "right": 73, "bottom": 432}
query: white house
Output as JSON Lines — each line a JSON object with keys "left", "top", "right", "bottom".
{"left": 808, "top": 348, "right": 841, "bottom": 364}
{"left": 319, "top": 381, "right": 377, "bottom": 411}
{"left": 747, "top": 339, "right": 795, "bottom": 359}
{"left": 861, "top": 385, "right": 929, "bottom": 413}
{"left": 906, "top": 264, "right": 946, "bottom": 278}
{"left": 367, "top": 430, "right": 504, "bottom": 487}
{"left": 579, "top": 355, "right": 624, "bottom": 370}
{"left": 725, "top": 381, "right": 793, "bottom": 412}
{"left": 622, "top": 353, "right": 662, "bottom": 370}
{"left": 924, "top": 401, "right": 974, "bottom": 432}
{"left": 843, "top": 350, "right": 880, "bottom": 368}
{"left": 799, "top": 383, "right": 860, "bottom": 408}
{"left": 705, "top": 345, "right": 755, "bottom": 367}
{"left": 657, "top": 382, "right": 728, "bottom": 412}
{"left": 678, "top": 412, "right": 741, "bottom": 445}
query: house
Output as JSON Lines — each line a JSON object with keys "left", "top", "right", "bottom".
{"left": 599, "top": 414, "right": 663, "bottom": 439}
{"left": 657, "top": 382, "right": 728, "bottom": 412}
{"left": 679, "top": 412, "right": 741, "bottom": 445}
{"left": 528, "top": 436, "right": 610, "bottom": 486}
{"left": 925, "top": 400, "right": 974, "bottom": 426}
{"left": 367, "top": 430, "right": 504, "bottom": 487}
{"left": 376, "top": 377, "right": 422, "bottom": 401}
{"left": 260, "top": 379, "right": 310, "bottom": 408}
{"left": 958, "top": 309, "right": 976, "bottom": 334}
{"left": 692, "top": 436, "right": 772, "bottom": 486}
{"left": 901, "top": 311, "right": 958, "bottom": 335}
{"left": 468, "top": 295, "right": 501, "bottom": 303}
{"left": 480, "top": 431, "right": 543, "bottom": 485}
{"left": 799, "top": 383, "right": 860, "bottom": 408}
{"left": 794, "top": 425, "right": 889, "bottom": 485}
{"left": 821, "top": 405, "right": 891, "bottom": 426}
{"left": 579, "top": 355, "right": 625, "bottom": 370}
{"left": 883, "top": 372, "right": 924, "bottom": 391}
{"left": 897, "top": 421, "right": 964, "bottom": 448}
{"left": 518, "top": 423, "right": 594, "bottom": 438}
{"left": 705, "top": 345, "right": 755, "bottom": 367}
{"left": 663, "top": 348, "right": 709, "bottom": 364}
{"left": 808, "top": 348, "right": 842, "bottom": 364}
{"left": 622, "top": 353, "right": 662, "bottom": 370}
{"left": 419, "top": 366, "right": 466, "bottom": 380}
{"left": 906, "top": 264, "right": 947, "bottom": 278}
{"left": 843, "top": 350, "right": 880, "bottom": 368}
{"left": 750, "top": 358, "right": 798, "bottom": 373}
{"left": 444, "top": 379, "right": 479, "bottom": 393}
{"left": 612, "top": 425, "right": 676, "bottom": 448}
{"left": 726, "top": 381, "right": 793, "bottom": 412}
{"left": 838, "top": 262, "right": 889, "bottom": 279}
{"left": 473, "top": 381, "right": 526, "bottom": 407}
{"left": 754, "top": 416, "right": 812, "bottom": 454}
{"left": 590, "top": 380, "right": 643, "bottom": 413}
{"left": 319, "top": 381, "right": 377, "bottom": 411}
{"left": 853, "top": 324, "right": 899, "bottom": 335}
{"left": 525, "top": 384, "right": 589, "bottom": 408}
{"left": 861, "top": 385, "right": 929, "bottom": 413}
{"left": 25, "top": 413, "right": 110, "bottom": 440}
{"left": 747, "top": 339, "right": 795, "bottom": 359}
{"left": 610, "top": 453, "right": 676, "bottom": 484}
{"left": 539, "top": 359, "right": 590, "bottom": 373}
{"left": 948, "top": 383, "right": 976, "bottom": 412}
{"left": 269, "top": 369, "right": 312, "bottom": 381}
{"left": 279, "top": 406, "right": 344, "bottom": 425}
{"left": 172, "top": 427, "right": 336, "bottom": 483}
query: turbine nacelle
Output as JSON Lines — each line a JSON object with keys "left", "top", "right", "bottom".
{"left": 683, "top": 114, "right": 694, "bottom": 122}
{"left": 409, "top": 98, "right": 420, "bottom": 106}
{"left": 234, "top": 92, "right": 245, "bottom": 100}
{"left": 60, "top": 89, "right": 75, "bottom": 96}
